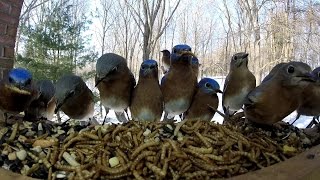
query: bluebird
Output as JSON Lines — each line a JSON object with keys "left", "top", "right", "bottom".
{"left": 130, "top": 60, "right": 163, "bottom": 121}
{"left": 160, "top": 49, "right": 171, "bottom": 74}
{"left": 0, "top": 68, "right": 39, "bottom": 124}
{"left": 54, "top": 74, "right": 94, "bottom": 121}
{"left": 244, "top": 61, "right": 314, "bottom": 125}
{"left": 161, "top": 44, "right": 197, "bottom": 120}
{"left": 184, "top": 78, "right": 222, "bottom": 121}
{"left": 191, "top": 57, "right": 200, "bottom": 78}
{"left": 24, "top": 80, "right": 56, "bottom": 121}
{"left": 222, "top": 52, "right": 256, "bottom": 117}
{"left": 95, "top": 53, "right": 136, "bottom": 123}
{"left": 295, "top": 67, "right": 320, "bottom": 127}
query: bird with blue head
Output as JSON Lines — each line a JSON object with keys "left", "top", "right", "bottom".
{"left": 130, "top": 59, "right": 163, "bottom": 121}
{"left": 184, "top": 78, "right": 222, "bottom": 121}
{"left": 295, "top": 67, "right": 320, "bottom": 127}
{"left": 95, "top": 53, "right": 136, "bottom": 123}
{"left": 0, "top": 68, "right": 39, "bottom": 124}
{"left": 161, "top": 44, "right": 198, "bottom": 121}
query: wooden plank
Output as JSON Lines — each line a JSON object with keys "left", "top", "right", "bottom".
{"left": 230, "top": 144, "right": 320, "bottom": 180}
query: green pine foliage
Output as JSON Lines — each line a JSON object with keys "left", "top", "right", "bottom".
{"left": 16, "top": 0, "right": 97, "bottom": 82}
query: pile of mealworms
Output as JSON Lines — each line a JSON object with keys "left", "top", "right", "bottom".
{"left": 0, "top": 118, "right": 313, "bottom": 179}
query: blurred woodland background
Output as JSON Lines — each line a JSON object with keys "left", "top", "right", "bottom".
{"left": 15, "top": 0, "right": 320, "bottom": 85}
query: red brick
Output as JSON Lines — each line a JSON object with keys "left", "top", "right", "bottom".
{"left": 0, "top": 12, "right": 19, "bottom": 25}
{"left": 6, "top": 25, "right": 17, "bottom": 36}
{"left": 0, "top": 0, "right": 11, "bottom": 14}
{"left": 0, "top": 35, "right": 15, "bottom": 46}
{"left": 10, "top": 5, "right": 21, "bottom": 17}
{"left": 0, "top": 57, "right": 14, "bottom": 68}
{"left": 10, "top": 0, "right": 23, "bottom": 7}
{"left": 4, "top": 46, "right": 14, "bottom": 58}
{"left": 0, "top": 23, "right": 7, "bottom": 35}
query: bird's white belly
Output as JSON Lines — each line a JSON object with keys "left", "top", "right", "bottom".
{"left": 102, "top": 97, "right": 128, "bottom": 112}
{"left": 165, "top": 98, "right": 190, "bottom": 117}
{"left": 137, "top": 108, "right": 155, "bottom": 121}
{"left": 225, "top": 87, "right": 251, "bottom": 111}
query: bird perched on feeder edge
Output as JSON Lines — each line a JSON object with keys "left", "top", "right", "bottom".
{"left": 24, "top": 80, "right": 56, "bottom": 121}
{"left": 54, "top": 74, "right": 95, "bottom": 121}
{"left": 160, "top": 49, "right": 171, "bottom": 74}
{"left": 95, "top": 53, "right": 136, "bottom": 123}
{"left": 161, "top": 44, "right": 197, "bottom": 121}
{"left": 295, "top": 67, "right": 320, "bottom": 127}
{"left": 184, "top": 78, "right": 222, "bottom": 121}
{"left": 0, "top": 68, "right": 39, "bottom": 124}
{"left": 244, "top": 61, "right": 314, "bottom": 125}
{"left": 130, "top": 60, "right": 163, "bottom": 121}
{"left": 222, "top": 52, "right": 256, "bottom": 118}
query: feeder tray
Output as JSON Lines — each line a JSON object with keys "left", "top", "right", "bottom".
{"left": 0, "top": 115, "right": 319, "bottom": 180}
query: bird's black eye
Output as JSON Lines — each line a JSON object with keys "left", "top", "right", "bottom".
{"left": 112, "top": 66, "right": 117, "bottom": 72}
{"left": 8, "top": 77, "right": 14, "bottom": 83}
{"left": 233, "top": 56, "right": 238, "bottom": 61}
{"left": 287, "top": 66, "right": 295, "bottom": 74}
{"left": 205, "top": 82, "right": 211, "bottom": 88}
{"left": 141, "top": 66, "right": 145, "bottom": 70}
{"left": 68, "top": 90, "right": 75, "bottom": 97}
{"left": 173, "top": 49, "right": 178, "bottom": 53}
{"left": 25, "top": 79, "right": 31, "bottom": 85}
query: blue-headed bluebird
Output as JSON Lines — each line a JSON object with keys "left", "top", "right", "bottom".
{"left": 95, "top": 53, "right": 136, "bottom": 123}
{"left": 160, "top": 49, "right": 171, "bottom": 74}
{"left": 184, "top": 78, "right": 222, "bottom": 121}
{"left": 222, "top": 52, "right": 256, "bottom": 117}
{"left": 54, "top": 74, "right": 94, "bottom": 121}
{"left": 295, "top": 67, "right": 320, "bottom": 127}
{"left": 130, "top": 60, "right": 163, "bottom": 121}
{"left": 24, "top": 80, "right": 56, "bottom": 121}
{"left": 0, "top": 68, "right": 39, "bottom": 124}
{"left": 244, "top": 61, "right": 314, "bottom": 125}
{"left": 161, "top": 44, "right": 197, "bottom": 120}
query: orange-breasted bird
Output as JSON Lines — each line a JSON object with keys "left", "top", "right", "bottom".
{"left": 222, "top": 52, "right": 256, "bottom": 117}
{"left": 24, "top": 80, "right": 56, "bottom": 121}
{"left": 130, "top": 60, "right": 163, "bottom": 121}
{"left": 0, "top": 68, "right": 39, "bottom": 124}
{"left": 295, "top": 67, "right": 320, "bottom": 127}
{"left": 244, "top": 61, "right": 314, "bottom": 125}
{"left": 95, "top": 53, "right": 136, "bottom": 123}
{"left": 160, "top": 49, "right": 171, "bottom": 74}
{"left": 161, "top": 44, "right": 197, "bottom": 121}
{"left": 54, "top": 74, "right": 94, "bottom": 121}
{"left": 184, "top": 78, "right": 222, "bottom": 121}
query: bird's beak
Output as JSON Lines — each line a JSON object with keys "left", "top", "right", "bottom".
{"left": 216, "top": 89, "right": 223, "bottom": 93}
{"left": 297, "top": 73, "right": 316, "bottom": 82}
{"left": 54, "top": 104, "right": 61, "bottom": 114}
{"left": 54, "top": 100, "right": 63, "bottom": 114}
{"left": 179, "top": 51, "right": 196, "bottom": 57}
{"left": 95, "top": 78, "right": 103, "bottom": 87}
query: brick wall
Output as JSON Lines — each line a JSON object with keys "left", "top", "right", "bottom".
{"left": 0, "top": 0, "right": 23, "bottom": 79}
